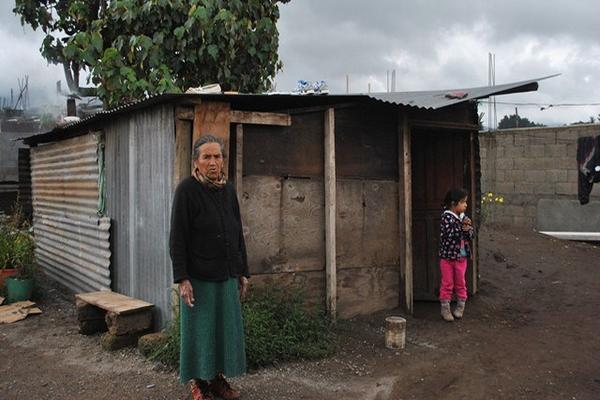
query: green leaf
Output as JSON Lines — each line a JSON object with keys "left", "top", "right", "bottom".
{"left": 207, "top": 44, "right": 218, "bottom": 60}
{"left": 174, "top": 26, "right": 185, "bottom": 39}
{"left": 91, "top": 32, "right": 103, "bottom": 53}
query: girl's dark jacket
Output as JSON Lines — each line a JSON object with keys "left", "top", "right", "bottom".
{"left": 438, "top": 210, "right": 475, "bottom": 260}
{"left": 169, "top": 177, "right": 249, "bottom": 283}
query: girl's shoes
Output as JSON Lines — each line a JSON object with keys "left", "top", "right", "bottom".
{"left": 440, "top": 301, "right": 454, "bottom": 322}
{"left": 453, "top": 300, "right": 466, "bottom": 319}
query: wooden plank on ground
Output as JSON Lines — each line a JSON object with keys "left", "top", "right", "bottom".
{"left": 230, "top": 110, "right": 291, "bottom": 126}
{"left": 75, "top": 291, "right": 154, "bottom": 315}
{"left": 0, "top": 301, "right": 40, "bottom": 324}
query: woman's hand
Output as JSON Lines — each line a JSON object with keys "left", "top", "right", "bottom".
{"left": 179, "top": 279, "right": 195, "bottom": 308}
{"left": 239, "top": 276, "right": 249, "bottom": 300}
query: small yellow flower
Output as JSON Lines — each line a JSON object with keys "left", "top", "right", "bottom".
{"left": 499, "top": 198, "right": 504, "bottom": 203}
{"left": 487, "top": 192, "right": 493, "bottom": 198}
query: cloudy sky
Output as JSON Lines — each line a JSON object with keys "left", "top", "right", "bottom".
{"left": 2, "top": 0, "right": 600, "bottom": 126}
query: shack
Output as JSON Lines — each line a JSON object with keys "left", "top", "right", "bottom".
{"left": 22, "top": 76, "right": 549, "bottom": 326}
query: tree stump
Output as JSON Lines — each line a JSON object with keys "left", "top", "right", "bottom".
{"left": 385, "top": 316, "right": 406, "bottom": 350}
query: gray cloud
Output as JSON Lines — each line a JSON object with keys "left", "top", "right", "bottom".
{"left": 276, "top": 0, "right": 600, "bottom": 125}
{"left": 1, "top": 1, "right": 599, "bottom": 125}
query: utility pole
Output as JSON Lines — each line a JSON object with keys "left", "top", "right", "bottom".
{"left": 515, "top": 107, "right": 519, "bottom": 128}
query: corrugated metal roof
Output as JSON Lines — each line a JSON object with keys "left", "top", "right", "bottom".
{"left": 367, "top": 74, "right": 559, "bottom": 109}
{"left": 20, "top": 74, "right": 557, "bottom": 146}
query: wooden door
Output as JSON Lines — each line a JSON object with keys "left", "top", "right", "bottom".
{"left": 411, "top": 128, "right": 469, "bottom": 301}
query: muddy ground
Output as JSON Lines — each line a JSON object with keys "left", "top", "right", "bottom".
{"left": 1, "top": 225, "right": 599, "bottom": 400}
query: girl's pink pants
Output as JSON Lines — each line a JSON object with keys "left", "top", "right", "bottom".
{"left": 439, "top": 258, "right": 468, "bottom": 301}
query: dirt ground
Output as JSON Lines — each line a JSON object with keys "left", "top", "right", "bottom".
{"left": 1, "top": 225, "right": 600, "bottom": 400}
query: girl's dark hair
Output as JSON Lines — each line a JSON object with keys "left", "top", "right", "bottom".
{"left": 442, "top": 188, "right": 469, "bottom": 209}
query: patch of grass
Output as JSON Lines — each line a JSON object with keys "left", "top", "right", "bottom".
{"left": 145, "top": 286, "right": 336, "bottom": 369}
{"left": 243, "top": 286, "right": 336, "bottom": 368}
{"left": 148, "top": 311, "right": 181, "bottom": 368}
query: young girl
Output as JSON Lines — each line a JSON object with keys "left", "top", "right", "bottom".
{"left": 438, "top": 188, "right": 475, "bottom": 322}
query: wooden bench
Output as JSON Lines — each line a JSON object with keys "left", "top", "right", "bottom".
{"left": 75, "top": 291, "right": 154, "bottom": 350}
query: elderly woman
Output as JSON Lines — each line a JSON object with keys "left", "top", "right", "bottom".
{"left": 170, "top": 135, "right": 249, "bottom": 400}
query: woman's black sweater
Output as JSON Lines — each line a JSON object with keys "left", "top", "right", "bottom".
{"left": 169, "top": 177, "right": 249, "bottom": 283}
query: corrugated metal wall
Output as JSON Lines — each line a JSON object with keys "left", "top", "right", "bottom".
{"left": 18, "top": 148, "right": 32, "bottom": 218}
{"left": 104, "top": 104, "right": 175, "bottom": 328}
{"left": 30, "top": 134, "right": 111, "bottom": 292}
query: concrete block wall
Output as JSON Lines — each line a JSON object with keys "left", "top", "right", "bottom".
{"left": 479, "top": 124, "right": 600, "bottom": 227}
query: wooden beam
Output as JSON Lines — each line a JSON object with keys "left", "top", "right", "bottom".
{"left": 230, "top": 110, "right": 291, "bottom": 126}
{"left": 193, "top": 102, "right": 231, "bottom": 177}
{"left": 174, "top": 107, "right": 193, "bottom": 189}
{"left": 398, "top": 112, "right": 413, "bottom": 315}
{"left": 324, "top": 107, "right": 337, "bottom": 319}
{"left": 409, "top": 119, "right": 479, "bottom": 131}
{"left": 235, "top": 124, "right": 243, "bottom": 196}
{"left": 469, "top": 131, "right": 478, "bottom": 295}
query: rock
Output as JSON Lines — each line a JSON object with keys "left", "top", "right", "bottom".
{"left": 138, "top": 332, "right": 169, "bottom": 357}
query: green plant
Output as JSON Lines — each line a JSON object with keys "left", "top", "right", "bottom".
{"left": 242, "top": 286, "right": 336, "bottom": 368}
{"left": 480, "top": 192, "right": 505, "bottom": 224}
{"left": 0, "top": 201, "right": 36, "bottom": 278}
{"left": 147, "top": 286, "right": 336, "bottom": 370}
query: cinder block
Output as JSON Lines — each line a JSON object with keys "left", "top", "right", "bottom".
{"left": 545, "top": 144, "right": 567, "bottom": 158}
{"left": 557, "top": 157, "right": 576, "bottom": 169}
{"left": 509, "top": 170, "right": 525, "bottom": 182}
{"left": 557, "top": 130, "right": 578, "bottom": 141}
{"left": 496, "top": 169, "right": 506, "bottom": 182}
{"left": 529, "top": 144, "right": 545, "bottom": 158}
{"left": 496, "top": 182, "right": 515, "bottom": 194}
{"left": 505, "top": 146, "right": 524, "bottom": 157}
{"left": 525, "top": 205, "right": 537, "bottom": 217}
{"left": 566, "top": 143, "right": 577, "bottom": 157}
{"left": 556, "top": 182, "right": 577, "bottom": 195}
{"left": 532, "top": 182, "right": 554, "bottom": 194}
{"left": 545, "top": 170, "right": 568, "bottom": 182}
{"left": 515, "top": 182, "right": 534, "bottom": 194}
{"left": 567, "top": 170, "right": 578, "bottom": 183}
{"left": 496, "top": 134, "right": 514, "bottom": 146}
{"left": 514, "top": 136, "right": 530, "bottom": 146}
{"left": 525, "top": 170, "right": 546, "bottom": 183}
{"left": 496, "top": 158, "right": 513, "bottom": 170}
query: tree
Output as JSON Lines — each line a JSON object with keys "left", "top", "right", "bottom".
{"left": 14, "top": 0, "right": 290, "bottom": 107}
{"left": 497, "top": 113, "right": 544, "bottom": 129}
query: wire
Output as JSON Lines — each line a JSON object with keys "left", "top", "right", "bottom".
{"left": 479, "top": 100, "right": 600, "bottom": 109}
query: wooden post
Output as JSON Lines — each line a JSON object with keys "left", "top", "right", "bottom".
{"left": 324, "top": 108, "right": 337, "bottom": 319}
{"left": 174, "top": 107, "right": 193, "bottom": 189}
{"left": 398, "top": 113, "right": 413, "bottom": 314}
{"left": 235, "top": 124, "right": 244, "bottom": 196}
{"left": 469, "top": 131, "right": 478, "bottom": 294}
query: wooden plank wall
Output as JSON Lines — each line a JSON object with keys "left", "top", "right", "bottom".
{"left": 240, "top": 107, "right": 401, "bottom": 318}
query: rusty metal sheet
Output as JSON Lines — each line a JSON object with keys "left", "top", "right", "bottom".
{"left": 31, "top": 133, "right": 111, "bottom": 293}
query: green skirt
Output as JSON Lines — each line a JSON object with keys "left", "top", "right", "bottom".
{"left": 179, "top": 278, "right": 247, "bottom": 383}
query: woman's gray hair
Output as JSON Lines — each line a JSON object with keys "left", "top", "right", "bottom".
{"left": 192, "top": 135, "right": 225, "bottom": 160}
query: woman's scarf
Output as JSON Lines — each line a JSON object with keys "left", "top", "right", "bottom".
{"left": 192, "top": 167, "right": 226, "bottom": 189}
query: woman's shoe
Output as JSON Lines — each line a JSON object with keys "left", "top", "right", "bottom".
{"left": 190, "top": 380, "right": 214, "bottom": 400}
{"left": 210, "top": 374, "right": 240, "bottom": 400}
